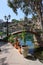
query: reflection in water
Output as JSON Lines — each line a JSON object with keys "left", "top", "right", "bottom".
{"left": 19, "top": 38, "right": 43, "bottom": 63}
{"left": 19, "top": 38, "right": 34, "bottom": 54}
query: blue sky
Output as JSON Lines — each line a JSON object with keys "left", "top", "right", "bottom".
{"left": 0, "top": 0, "right": 32, "bottom": 21}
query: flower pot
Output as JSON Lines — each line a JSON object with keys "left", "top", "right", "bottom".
{"left": 21, "top": 45, "right": 29, "bottom": 57}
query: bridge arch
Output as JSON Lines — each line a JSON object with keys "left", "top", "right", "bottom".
{"left": 11, "top": 30, "right": 38, "bottom": 36}
{"left": 11, "top": 30, "right": 39, "bottom": 45}
{"left": 11, "top": 30, "right": 43, "bottom": 47}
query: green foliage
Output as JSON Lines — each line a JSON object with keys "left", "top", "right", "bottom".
{"left": 3, "top": 32, "right": 6, "bottom": 34}
{"left": 37, "top": 30, "right": 43, "bottom": 33}
{"left": 8, "top": 0, "right": 42, "bottom": 17}
{"left": 3, "top": 36, "right": 9, "bottom": 42}
{"left": 26, "top": 33, "right": 33, "bottom": 41}
{"left": 21, "top": 31, "right": 26, "bottom": 45}
{"left": 8, "top": 35, "right": 14, "bottom": 43}
{"left": 0, "top": 32, "right": 3, "bottom": 36}
{"left": 12, "top": 19, "right": 20, "bottom": 22}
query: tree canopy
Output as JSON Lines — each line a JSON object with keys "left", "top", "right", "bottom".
{"left": 8, "top": 0, "right": 43, "bottom": 17}
{"left": 8, "top": 0, "right": 43, "bottom": 46}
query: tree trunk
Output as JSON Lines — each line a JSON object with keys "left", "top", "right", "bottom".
{"left": 35, "top": 11, "right": 43, "bottom": 46}
{"left": 34, "top": 0, "right": 43, "bottom": 46}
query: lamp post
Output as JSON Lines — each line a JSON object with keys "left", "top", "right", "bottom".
{"left": 4, "top": 15, "right": 11, "bottom": 37}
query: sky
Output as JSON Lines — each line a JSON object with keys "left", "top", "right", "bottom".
{"left": 0, "top": 0, "right": 32, "bottom": 21}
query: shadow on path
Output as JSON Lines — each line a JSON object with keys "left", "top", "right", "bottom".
{"left": 0, "top": 57, "right": 8, "bottom": 65}
{"left": 2, "top": 48, "right": 10, "bottom": 53}
{"left": 25, "top": 55, "right": 37, "bottom": 61}
{"left": 0, "top": 42, "right": 7, "bottom": 47}
{"left": 25, "top": 47, "right": 43, "bottom": 63}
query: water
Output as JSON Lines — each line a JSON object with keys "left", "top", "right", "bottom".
{"left": 14, "top": 32, "right": 43, "bottom": 55}
{"left": 19, "top": 39, "right": 34, "bottom": 48}
{"left": 19, "top": 39, "right": 34, "bottom": 54}
{"left": 14, "top": 32, "right": 35, "bottom": 54}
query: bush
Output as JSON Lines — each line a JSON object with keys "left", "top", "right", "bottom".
{"left": 0, "top": 32, "right": 3, "bottom": 36}
{"left": 8, "top": 35, "right": 15, "bottom": 43}
{"left": 3, "top": 36, "right": 9, "bottom": 42}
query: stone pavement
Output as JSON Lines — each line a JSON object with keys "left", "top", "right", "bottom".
{"left": 0, "top": 42, "right": 43, "bottom": 65}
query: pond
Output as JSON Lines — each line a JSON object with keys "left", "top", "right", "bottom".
{"left": 13, "top": 32, "right": 43, "bottom": 62}
{"left": 19, "top": 39, "right": 34, "bottom": 54}
{"left": 14, "top": 32, "right": 36, "bottom": 54}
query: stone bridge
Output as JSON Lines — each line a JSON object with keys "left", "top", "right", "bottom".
{"left": 11, "top": 30, "right": 38, "bottom": 35}
{"left": 11, "top": 30, "right": 43, "bottom": 47}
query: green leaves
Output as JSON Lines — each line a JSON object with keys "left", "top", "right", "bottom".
{"left": 8, "top": 0, "right": 42, "bottom": 18}
{"left": 8, "top": 35, "right": 14, "bottom": 43}
{"left": 8, "top": 0, "right": 42, "bottom": 15}
{"left": 8, "top": 0, "right": 13, "bottom": 8}
{"left": 0, "top": 32, "right": 3, "bottom": 36}
{"left": 21, "top": 31, "right": 26, "bottom": 45}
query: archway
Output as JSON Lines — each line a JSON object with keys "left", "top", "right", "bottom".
{"left": 11, "top": 30, "right": 40, "bottom": 46}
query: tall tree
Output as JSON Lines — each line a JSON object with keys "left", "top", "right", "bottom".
{"left": 8, "top": 0, "right": 43, "bottom": 45}
{"left": 8, "top": 0, "right": 43, "bottom": 26}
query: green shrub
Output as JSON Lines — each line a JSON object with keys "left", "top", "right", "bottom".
{"left": 0, "top": 32, "right": 3, "bottom": 36}
{"left": 21, "top": 31, "right": 26, "bottom": 45}
{"left": 8, "top": 35, "right": 15, "bottom": 43}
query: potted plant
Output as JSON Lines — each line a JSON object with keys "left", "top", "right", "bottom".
{"left": 21, "top": 30, "right": 29, "bottom": 57}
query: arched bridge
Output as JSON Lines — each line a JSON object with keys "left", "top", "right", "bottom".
{"left": 11, "top": 30, "right": 38, "bottom": 36}
{"left": 11, "top": 30, "right": 43, "bottom": 47}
